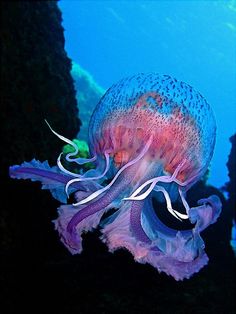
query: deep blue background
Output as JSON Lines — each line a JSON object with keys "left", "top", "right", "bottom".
{"left": 59, "top": 0, "right": 236, "bottom": 188}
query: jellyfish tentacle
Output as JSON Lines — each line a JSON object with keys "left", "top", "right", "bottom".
{"left": 154, "top": 186, "right": 183, "bottom": 221}
{"left": 130, "top": 200, "right": 152, "bottom": 243}
{"left": 65, "top": 151, "right": 110, "bottom": 197}
{"left": 173, "top": 174, "right": 196, "bottom": 187}
{"left": 66, "top": 155, "right": 97, "bottom": 165}
{"left": 124, "top": 160, "right": 190, "bottom": 220}
{"left": 123, "top": 175, "right": 176, "bottom": 201}
{"left": 125, "top": 184, "right": 189, "bottom": 220}
{"left": 66, "top": 175, "right": 131, "bottom": 237}
{"left": 123, "top": 177, "right": 167, "bottom": 201}
{"left": 57, "top": 153, "right": 82, "bottom": 178}
{"left": 123, "top": 179, "right": 158, "bottom": 201}
{"left": 124, "top": 159, "right": 187, "bottom": 201}
{"left": 45, "top": 120, "right": 80, "bottom": 156}
{"left": 178, "top": 188, "right": 190, "bottom": 215}
{"left": 72, "top": 135, "right": 154, "bottom": 206}
{"left": 46, "top": 119, "right": 97, "bottom": 173}
{"left": 172, "top": 211, "right": 189, "bottom": 220}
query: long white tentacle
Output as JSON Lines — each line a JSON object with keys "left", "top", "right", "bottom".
{"left": 123, "top": 159, "right": 190, "bottom": 220}
{"left": 124, "top": 159, "right": 186, "bottom": 201}
{"left": 57, "top": 153, "right": 82, "bottom": 178}
{"left": 65, "top": 151, "right": 110, "bottom": 197}
{"left": 46, "top": 119, "right": 96, "bottom": 174}
{"left": 45, "top": 120, "right": 80, "bottom": 155}
{"left": 72, "top": 134, "right": 154, "bottom": 206}
{"left": 154, "top": 186, "right": 182, "bottom": 220}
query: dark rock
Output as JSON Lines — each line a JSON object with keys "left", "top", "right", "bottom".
{"left": 0, "top": 1, "right": 80, "bottom": 258}
{"left": 225, "top": 134, "right": 236, "bottom": 210}
{"left": 1, "top": 1, "right": 81, "bottom": 171}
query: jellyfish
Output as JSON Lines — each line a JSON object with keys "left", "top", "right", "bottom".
{"left": 9, "top": 73, "right": 222, "bottom": 280}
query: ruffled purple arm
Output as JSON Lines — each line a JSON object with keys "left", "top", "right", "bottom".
{"left": 9, "top": 159, "right": 100, "bottom": 203}
{"left": 101, "top": 194, "right": 222, "bottom": 280}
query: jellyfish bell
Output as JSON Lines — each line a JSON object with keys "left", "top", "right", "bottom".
{"left": 9, "top": 73, "right": 221, "bottom": 280}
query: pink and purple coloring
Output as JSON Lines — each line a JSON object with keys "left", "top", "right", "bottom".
{"left": 9, "top": 73, "right": 222, "bottom": 280}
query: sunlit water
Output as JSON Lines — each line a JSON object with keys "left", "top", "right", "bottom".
{"left": 58, "top": 0, "right": 236, "bottom": 189}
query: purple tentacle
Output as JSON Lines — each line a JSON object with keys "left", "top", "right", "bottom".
{"left": 10, "top": 165, "right": 71, "bottom": 185}
{"left": 130, "top": 201, "right": 151, "bottom": 244}
{"left": 9, "top": 160, "right": 102, "bottom": 203}
{"left": 67, "top": 176, "right": 129, "bottom": 235}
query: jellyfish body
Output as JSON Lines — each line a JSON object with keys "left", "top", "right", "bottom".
{"left": 10, "top": 73, "right": 222, "bottom": 280}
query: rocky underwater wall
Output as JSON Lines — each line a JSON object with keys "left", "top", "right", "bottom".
{"left": 1, "top": 1, "right": 81, "bottom": 169}
{"left": 226, "top": 134, "right": 236, "bottom": 208}
{"left": 1, "top": 1, "right": 80, "bottom": 251}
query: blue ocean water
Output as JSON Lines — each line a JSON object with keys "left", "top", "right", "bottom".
{"left": 58, "top": 0, "right": 236, "bottom": 189}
